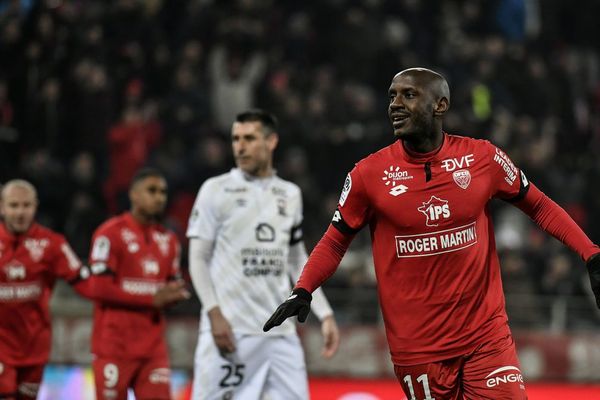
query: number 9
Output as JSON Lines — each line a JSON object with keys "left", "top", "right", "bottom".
{"left": 104, "top": 363, "right": 119, "bottom": 388}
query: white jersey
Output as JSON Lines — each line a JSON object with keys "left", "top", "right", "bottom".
{"left": 187, "top": 168, "right": 304, "bottom": 335}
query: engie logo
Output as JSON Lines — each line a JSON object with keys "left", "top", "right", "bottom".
{"left": 418, "top": 196, "right": 450, "bottom": 227}
{"left": 485, "top": 366, "right": 524, "bottom": 389}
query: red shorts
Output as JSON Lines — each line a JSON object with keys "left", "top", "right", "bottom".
{"left": 394, "top": 334, "right": 528, "bottom": 400}
{"left": 93, "top": 355, "right": 171, "bottom": 400}
{"left": 0, "top": 362, "right": 44, "bottom": 400}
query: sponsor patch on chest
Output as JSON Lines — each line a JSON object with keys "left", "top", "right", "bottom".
{"left": 395, "top": 222, "right": 478, "bottom": 258}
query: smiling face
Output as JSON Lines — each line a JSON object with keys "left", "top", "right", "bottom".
{"left": 231, "top": 121, "right": 278, "bottom": 177}
{"left": 387, "top": 68, "right": 450, "bottom": 142}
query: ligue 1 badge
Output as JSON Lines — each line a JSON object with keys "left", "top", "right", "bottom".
{"left": 453, "top": 169, "right": 471, "bottom": 189}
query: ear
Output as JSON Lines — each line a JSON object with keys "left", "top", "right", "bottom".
{"left": 267, "top": 132, "right": 279, "bottom": 151}
{"left": 434, "top": 97, "right": 449, "bottom": 116}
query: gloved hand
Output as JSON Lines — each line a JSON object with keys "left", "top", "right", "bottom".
{"left": 263, "top": 288, "right": 312, "bottom": 332}
{"left": 587, "top": 253, "right": 600, "bottom": 308}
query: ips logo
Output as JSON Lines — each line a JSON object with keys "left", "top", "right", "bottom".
{"left": 418, "top": 196, "right": 450, "bottom": 227}
{"left": 3, "top": 262, "right": 26, "bottom": 280}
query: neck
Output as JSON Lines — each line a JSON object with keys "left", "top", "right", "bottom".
{"left": 244, "top": 165, "right": 274, "bottom": 179}
{"left": 131, "top": 209, "right": 153, "bottom": 225}
{"left": 403, "top": 128, "right": 444, "bottom": 154}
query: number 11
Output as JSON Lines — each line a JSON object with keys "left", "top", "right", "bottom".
{"left": 402, "top": 373, "right": 435, "bottom": 400}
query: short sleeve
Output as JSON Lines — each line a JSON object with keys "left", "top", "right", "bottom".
{"left": 186, "top": 180, "right": 220, "bottom": 241}
{"left": 51, "top": 234, "right": 83, "bottom": 281}
{"left": 487, "top": 143, "right": 530, "bottom": 202}
{"left": 332, "top": 165, "right": 371, "bottom": 234}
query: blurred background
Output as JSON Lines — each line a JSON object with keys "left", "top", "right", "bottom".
{"left": 1, "top": 0, "right": 600, "bottom": 398}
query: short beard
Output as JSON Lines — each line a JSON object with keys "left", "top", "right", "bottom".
{"left": 395, "top": 111, "right": 435, "bottom": 143}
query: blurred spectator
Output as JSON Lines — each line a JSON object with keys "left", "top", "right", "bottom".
{"left": 209, "top": 43, "right": 266, "bottom": 132}
{"left": 104, "top": 104, "right": 161, "bottom": 214}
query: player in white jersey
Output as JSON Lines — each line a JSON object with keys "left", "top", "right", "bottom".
{"left": 187, "top": 109, "right": 340, "bottom": 400}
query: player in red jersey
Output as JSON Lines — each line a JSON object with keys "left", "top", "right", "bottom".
{"left": 0, "top": 180, "right": 89, "bottom": 400}
{"left": 264, "top": 68, "right": 600, "bottom": 399}
{"left": 86, "top": 168, "right": 190, "bottom": 400}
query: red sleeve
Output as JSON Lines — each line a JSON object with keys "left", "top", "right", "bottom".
{"left": 50, "top": 234, "right": 83, "bottom": 282}
{"left": 514, "top": 183, "right": 600, "bottom": 261}
{"left": 336, "top": 166, "right": 371, "bottom": 231}
{"left": 295, "top": 225, "right": 355, "bottom": 292}
{"left": 86, "top": 226, "right": 155, "bottom": 308}
{"left": 487, "top": 142, "right": 529, "bottom": 201}
{"left": 86, "top": 275, "right": 155, "bottom": 308}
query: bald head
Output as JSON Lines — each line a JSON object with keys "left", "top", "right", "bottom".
{"left": 394, "top": 67, "right": 450, "bottom": 105}
{"left": 1, "top": 179, "right": 38, "bottom": 201}
{"left": 1, "top": 179, "right": 38, "bottom": 234}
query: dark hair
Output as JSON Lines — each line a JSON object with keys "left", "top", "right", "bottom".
{"left": 235, "top": 109, "right": 278, "bottom": 134}
{"left": 130, "top": 167, "right": 165, "bottom": 188}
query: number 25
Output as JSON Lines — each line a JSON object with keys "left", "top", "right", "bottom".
{"left": 219, "top": 364, "right": 244, "bottom": 388}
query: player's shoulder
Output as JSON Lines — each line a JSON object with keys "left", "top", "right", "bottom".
{"left": 353, "top": 142, "right": 398, "bottom": 172}
{"left": 29, "top": 223, "right": 65, "bottom": 243}
{"left": 445, "top": 132, "right": 495, "bottom": 153}
{"left": 272, "top": 176, "right": 301, "bottom": 198}
{"left": 202, "top": 171, "right": 233, "bottom": 188}
{"left": 196, "top": 171, "right": 240, "bottom": 199}
{"left": 153, "top": 223, "right": 179, "bottom": 241}
{"left": 93, "top": 214, "right": 126, "bottom": 236}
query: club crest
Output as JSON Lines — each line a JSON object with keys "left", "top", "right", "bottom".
{"left": 453, "top": 169, "right": 471, "bottom": 189}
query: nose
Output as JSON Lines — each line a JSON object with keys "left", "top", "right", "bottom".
{"left": 390, "top": 97, "right": 404, "bottom": 110}
{"left": 235, "top": 142, "right": 246, "bottom": 155}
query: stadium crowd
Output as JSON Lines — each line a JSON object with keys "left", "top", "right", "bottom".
{"left": 1, "top": 0, "right": 600, "bottom": 329}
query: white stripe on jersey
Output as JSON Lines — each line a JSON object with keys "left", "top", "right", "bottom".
{"left": 187, "top": 169, "right": 303, "bottom": 335}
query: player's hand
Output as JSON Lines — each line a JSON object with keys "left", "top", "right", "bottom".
{"left": 586, "top": 253, "right": 600, "bottom": 308}
{"left": 153, "top": 280, "right": 190, "bottom": 308}
{"left": 208, "top": 307, "right": 236, "bottom": 355}
{"left": 320, "top": 315, "right": 340, "bottom": 359}
{"left": 263, "top": 288, "right": 312, "bottom": 332}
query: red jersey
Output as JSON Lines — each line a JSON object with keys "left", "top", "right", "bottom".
{"left": 300, "top": 133, "right": 599, "bottom": 365}
{"left": 87, "top": 213, "right": 180, "bottom": 359}
{"left": 0, "top": 223, "right": 82, "bottom": 366}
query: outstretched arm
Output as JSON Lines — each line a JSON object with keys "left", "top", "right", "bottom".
{"left": 513, "top": 183, "right": 600, "bottom": 307}
{"left": 263, "top": 225, "right": 354, "bottom": 331}
{"left": 513, "top": 183, "right": 599, "bottom": 261}
{"left": 288, "top": 240, "right": 340, "bottom": 358}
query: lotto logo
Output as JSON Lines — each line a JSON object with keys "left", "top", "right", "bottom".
{"left": 389, "top": 184, "right": 408, "bottom": 196}
{"left": 418, "top": 196, "right": 450, "bottom": 227}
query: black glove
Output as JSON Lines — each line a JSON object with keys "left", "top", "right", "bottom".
{"left": 587, "top": 253, "right": 600, "bottom": 309}
{"left": 263, "top": 288, "right": 312, "bottom": 332}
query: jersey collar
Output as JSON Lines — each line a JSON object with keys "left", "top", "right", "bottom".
{"left": 395, "top": 132, "right": 448, "bottom": 163}
{"left": 123, "top": 212, "right": 155, "bottom": 234}
{"left": 231, "top": 168, "right": 276, "bottom": 187}
{"left": 0, "top": 222, "right": 39, "bottom": 242}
